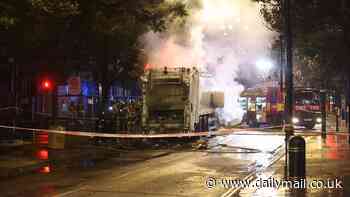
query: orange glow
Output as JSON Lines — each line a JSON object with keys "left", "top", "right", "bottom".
{"left": 324, "top": 136, "right": 344, "bottom": 160}
{"left": 39, "top": 166, "right": 51, "bottom": 174}
{"left": 144, "top": 63, "right": 151, "bottom": 70}
{"left": 326, "top": 136, "right": 336, "bottom": 148}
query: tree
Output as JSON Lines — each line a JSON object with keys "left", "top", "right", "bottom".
{"left": 1, "top": 0, "right": 188, "bottom": 121}
{"left": 0, "top": 1, "right": 17, "bottom": 29}
{"left": 74, "top": 0, "right": 187, "bottom": 115}
{"left": 255, "top": 0, "right": 350, "bottom": 90}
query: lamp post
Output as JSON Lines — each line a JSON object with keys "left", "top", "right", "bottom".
{"left": 320, "top": 89, "right": 327, "bottom": 139}
{"left": 9, "top": 57, "right": 17, "bottom": 136}
{"left": 280, "top": 35, "right": 284, "bottom": 94}
{"left": 285, "top": 0, "right": 294, "bottom": 129}
{"left": 283, "top": 0, "right": 296, "bottom": 178}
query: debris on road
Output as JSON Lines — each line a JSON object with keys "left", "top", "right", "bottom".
{"left": 192, "top": 138, "right": 208, "bottom": 150}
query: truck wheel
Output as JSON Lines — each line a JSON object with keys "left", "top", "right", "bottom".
{"left": 305, "top": 123, "right": 315, "bottom": 130}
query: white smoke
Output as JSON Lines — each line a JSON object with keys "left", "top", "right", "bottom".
{"left": 140, "top": 0, "right": 275, "bottom": 123}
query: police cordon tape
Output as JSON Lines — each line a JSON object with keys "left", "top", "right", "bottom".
{"left": 0, "top": 106, "right": 22, "bottom": 111}
{"left": 0, "top": 125, "right": 247, "bottom": 138}
{"left": 0, "top": 125, "right": 348, "bottom": 138}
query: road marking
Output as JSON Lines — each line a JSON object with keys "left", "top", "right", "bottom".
{"left": 220, "top": 144, "right": 285, "bottom": 197}
{"left": 54, "top": 186, "right": 85, "bottom": 197}
{"left": 220, "top": 169, "right": 257, "bottom": 197}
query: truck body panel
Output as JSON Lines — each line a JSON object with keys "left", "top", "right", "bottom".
{"left": 142, "top": 67, "right": 200, "bottom": 133}
{"left": 141, "top": 67, "right": 223, "bottom": 133}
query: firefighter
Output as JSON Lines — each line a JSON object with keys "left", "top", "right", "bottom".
{"left": 127, "top": 101, "right": 136, "bottom": 132}
{"left": 69, "top": 102, "right": 77, "bottom": 119}
{"left": 78, "top": 101, "right": 84, "bottom": 118}
{"left": 134, "top": 100, "right": 142, "bottom": 132}
{"left": 241, "top": 112, "right": 248, "bottom": 125}
{"left": 110, "top": 101, "right": 117, "bottom": 131}
{"left": 120, "top": 101, "right": 128, "bottom": 132}
{"left": 115, "top": 101, "right": 122, "bottom": 131}
{"left": 261, "top": 106, "right": 267, "bottom": 123}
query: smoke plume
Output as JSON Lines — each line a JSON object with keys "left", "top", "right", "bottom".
{"left": 140, "top": 0, "right": 275, "bottom": 124}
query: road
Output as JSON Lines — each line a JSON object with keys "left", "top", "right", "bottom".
{"left": 0, "top": 130, "right": 286, "bottom": 197}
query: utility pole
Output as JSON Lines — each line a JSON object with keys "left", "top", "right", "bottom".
{"left": 347, "top": 79, "right": 350, "bottom": 137}
{"left": 285, "top": 0, "right": 294, "bottom": 128}
{"left": 341, "top": 0, "right": 350, "bottom": 136}
{"left": 283, "top": 0, "right": 296, "bottom": 178}
{"left": 9, "top": 57, "right": 17, "bottom": 138}
{"left": 335, "top": 90, "right": 340, "bottom": 132}
{"left": 280, "top": 35, "right": 284, "bottom": 99}
{"left": 320, "top": 89, "right": 327, "bottom": 139}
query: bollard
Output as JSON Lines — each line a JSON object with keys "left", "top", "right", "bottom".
{"left": 288, "top": 136, "right": 306, "bottom": 178}
{"left": 285, "top": 124, "right": 294, "bottom": 138}
{"left": 284, "top": 123, "right": 294, "bottom": 178}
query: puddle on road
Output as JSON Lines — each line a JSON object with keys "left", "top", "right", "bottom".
{"left": 36, "top": 149, "right": 49, "bottom": 160}
{"left": 34, "top": 148, "right": 52, "bottom": 174}
{"left": 203, "top": 134, "right": 285, "bottom": 177}
{"left": 208, "top": 134, "right": 284, "bottom": 154}
{"left": 33, "top": 146, "right": 101, "bottom": 175}
{"left": 80, "top": 159, "right": 96, "bottom": 168}
{"left": 29, "top": 133, "right": 286, "bottom": 175}
{"left": 38, "top": 165, "right": 51, "bottom": 174}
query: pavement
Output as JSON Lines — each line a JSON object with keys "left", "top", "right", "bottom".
{"left": 326, "top": 114, "right": 348, "bottom": 132}
{"left": 238, "top": 134, "right": 350, "bottom": 196}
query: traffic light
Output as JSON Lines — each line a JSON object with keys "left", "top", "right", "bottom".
{"left": 40, "top": 79, "right": 53, "bottom": 92}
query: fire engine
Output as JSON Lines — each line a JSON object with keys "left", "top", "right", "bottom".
{"left": 293, "top": 88, "right": 322, "bottom": 129}
{"left": 239, "top": 80, "right": 322, "bottom": 129}
{"left": 239, "top": 80, "right": 284, "bottom": 127}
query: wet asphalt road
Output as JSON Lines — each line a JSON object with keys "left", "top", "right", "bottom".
{"left": 0, "top": 130, "right": 286, "bottom": 197}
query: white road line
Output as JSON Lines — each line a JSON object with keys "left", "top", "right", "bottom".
{"left": 220, "top": 144, "right": 285, "bottom": 197}
{"left": 54, "top": 186, "right": 85, "bottom": 197}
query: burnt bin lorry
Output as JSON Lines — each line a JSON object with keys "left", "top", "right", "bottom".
{"left": 141, "top": 67, "right": 224, "bottom": 133}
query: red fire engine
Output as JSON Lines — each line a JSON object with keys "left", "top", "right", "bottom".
{"left": 239, "top": 80, "right": 284, "bottom": 127}
{"left": 240, "top": 80, "right": 322, "bottom": 129}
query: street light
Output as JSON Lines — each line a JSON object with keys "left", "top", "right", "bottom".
{"left": 256, "top": 59, "right": 273, "bottom": 72}
{"left": 256, "top": 58, "right": 274, "bottom": 80}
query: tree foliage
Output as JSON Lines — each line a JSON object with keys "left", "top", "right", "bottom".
{"left": 0, "top": 1, "right": 18, "bottom": 29}
{"left": 30, "top": 0, "right": 80, "bottom": 18}
{"left": 1, "top": 0, "right": 187, "bottom": 75}
{"left": 0, "top": 0, "right": 188, "bottom": 114}
{"left": 255, "top": 0, "right": 350, "bottom": 89}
